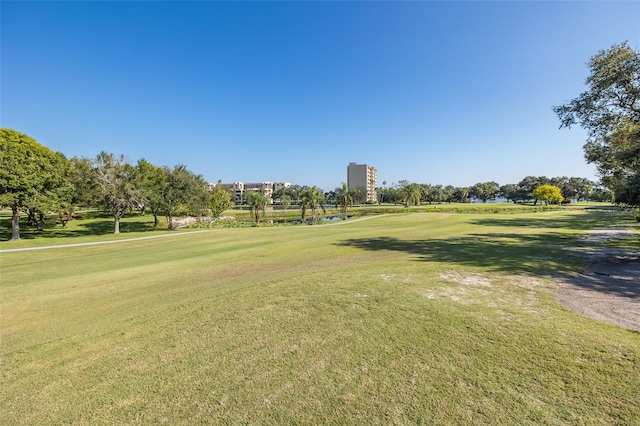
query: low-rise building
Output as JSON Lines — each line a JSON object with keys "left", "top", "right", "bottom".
{"left": 217, "top": 181, "right": 291, "bottom": 204}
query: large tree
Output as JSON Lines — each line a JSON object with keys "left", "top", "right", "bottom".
{"left": 135, "top": 158, "right": 166, "bottom": 228}
{"left": 161, "top": 164, "right": 207, "bottom": 230}
{"left": 554, "top": 42, "right": 640, "bottom": 206}
{"left": 470, "top": 181, "right": 500, "bottom": 203}
{"left": 92, "top": 152, "right": 140, "bottom": 234}
{"left": 532, "top": 185, "right": 564, "bottom": 205}
{"left": 0, "top": 129, "right": 70, "bottom": 240}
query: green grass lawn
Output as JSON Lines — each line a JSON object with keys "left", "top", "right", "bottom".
{"left": 1, "top": 209, "right": 639, "bottom": 424}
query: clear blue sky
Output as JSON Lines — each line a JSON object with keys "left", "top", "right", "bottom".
{"left": 2, "top": 1, "right": 639, "bottom": 191}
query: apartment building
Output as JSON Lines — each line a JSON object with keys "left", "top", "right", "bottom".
{"left": 220, "top": 181, "right": 291, "bottom": 204}
{"left": 347, "top": 162, "right": 377, "bottom": 203}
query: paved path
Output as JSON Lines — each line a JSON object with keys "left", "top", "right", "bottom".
{"left": 0, "top": 229, "right": 216, "bottom": 253}
{"left": 0, "top": 214, "right": 388, "bottom": 253}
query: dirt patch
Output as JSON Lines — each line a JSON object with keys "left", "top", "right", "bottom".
{"left": 440, "top": 271, "right": 492, "bottom": 287}
{"left": 557, "top": 253, "right": 640, "bottom": 332}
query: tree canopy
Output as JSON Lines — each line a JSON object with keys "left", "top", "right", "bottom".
{"left": 400, "top": 183, "right": 422, "bottom": 210}
{"left": 207, "top": 182, "right": 234, "bottom": 221}
{"left": 0, "top": 129, "right": 69, "bottom": 240}
{"left": 92, "top": 152, "right": 140, "bottom": 234}
{"left": 162, "top": 165, "right": 207, "bottom": 229}
{"left": 532, "top": 185, "right": 564, "bottom": 205}
{"left": 554, "top": 42, "right": 640, "bottom": 206}
{"left": 470, "top": 182, "right": 500, "bottom": 203}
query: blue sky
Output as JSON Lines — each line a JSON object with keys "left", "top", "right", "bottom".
{"left": 2, "top": 1, "right": 639, "bottom": 191}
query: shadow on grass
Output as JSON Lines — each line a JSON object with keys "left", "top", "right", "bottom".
{"left": 336, "top": 232, "right": 590, "bottom": 277}
{"left": 0, "top": 212, "right": 160, "bottom": 241}
{"left": 562, "top": 255, "right": 640, "bottom": 299}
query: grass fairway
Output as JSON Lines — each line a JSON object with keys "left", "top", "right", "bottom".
{"left": 1, "top": 210, "right": 639, "bottom": 424}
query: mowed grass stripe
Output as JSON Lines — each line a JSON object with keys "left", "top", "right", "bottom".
{"left": 1, "top": 211, "right": 639, "bottom": 424}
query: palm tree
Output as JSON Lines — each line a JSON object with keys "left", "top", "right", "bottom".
{"left": 246, "top": 191, "right": 268, "bottom": 224}
{"left": 299, "top": 186, "right": 326, "bottom": 223}
{"left": 280, "top": 194, "right": 291, "bottom": 211}
{"left": 335, "top": 182, "right": 354, "bottom": 219}
{"left": 280, "top": 194, "right": 291, "bottom": 222}
{"left": 401, "top": 183, "right": 421, "bottom": 211}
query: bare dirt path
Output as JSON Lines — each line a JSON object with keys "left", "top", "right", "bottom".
{"left": 558, "top": 229, "right": 639, "bottom": 332}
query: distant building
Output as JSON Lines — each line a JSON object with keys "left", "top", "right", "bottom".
{"left": 347, "top": 162, "right": 377, "bottom": 202}
{"left": 218, "top": 181, "right": 291, "bottom": 204}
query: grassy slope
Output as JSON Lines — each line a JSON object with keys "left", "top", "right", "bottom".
{"left": 1, "top": 210, "right": 639, "bottom": 424}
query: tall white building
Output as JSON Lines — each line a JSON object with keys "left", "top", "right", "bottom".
{"left": 347, "top": 162, "right": 377, "bottom": 203}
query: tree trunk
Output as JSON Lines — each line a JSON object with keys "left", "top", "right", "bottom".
{"left": 11, "top": 205, "right": 21, "bottom": 241}
{"left": 37, "top": 212, "right": 45, "bottom": 232}
{"left": 114, "top": 213, "right": 121, "bottom": 234}
{"left": 153, "top": 213, "right": 159, "bottom": 228}
{"left": 27, "top": 208, "right": 38, "bottom": 227}
{"left": 167, "top": 213, "right": 173, "bottom": 230}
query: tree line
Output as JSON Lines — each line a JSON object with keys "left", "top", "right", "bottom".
{"left": 374, "top": 177, "right": 610, "bottom": 207}
{"left": 0, "top": 129, "right": 355, "bottom": 239}
{"left": 0, "top": 127, "right": 621, "bottom": 241}
{"left": 0, "top": 128, "right": 235, "bottom": 240}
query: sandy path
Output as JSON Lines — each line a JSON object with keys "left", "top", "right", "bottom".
{"left": 557, "top": 228, "right": 639, "bottom": 332}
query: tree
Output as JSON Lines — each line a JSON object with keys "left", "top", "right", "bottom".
{"left": 246, "top": 191, "right": 268, "bottom": 224}
{"left": 380, "top": 180, "right": 387, "bottom": 202}
{"left": 400, "top": 183, "right": 421, "bottom": 210}
{"left": 380, "top": 186, "right": 400, "bottom": 204}
{"left": 554, "top": 42, "right": 640, "bottom": 207}
{"left": 470, "top": 181, "right": 500, "bottom": 203}
{"left": 334, "top": 182, "right": 355, "bottom": 219}
{"left": 20, "top": 154, "right": 73, "bottom": 232}
{"left": 280, "top": 194, "right": 292, "bottom": 211}
{"left": 453, "top": 186, "right": 471, "bottom": 203}
{"left": 274, "top": 184, "right": 302, "bottom": 204}
{"left": 207, "top": 182, "right": 233, "bottom": 222}
{"left": 69, "top": 157, "right": 97, "bottom": 209}
{"left": 532, "top": 185, "right": 564, "bottom": 205}
{"left": 135, "top": 159, "right": 166, "bottom": 227}
{"left": 419, "top": 184, "right": 431, "bottom": 204}
{"left": 161, "top": 164, "right": 207, "bottom": 229}
{"left": 568, "top": 177, "right": 594, "bottom": 202}
{"left": 429, "top": 184, "right": 446, "bottom": 204}
{"left": 0, "top": 129, "right": 70, "bottom": 240}
{"left": 518, "top": 176, "right": 549, "bottom": 203}
{"left": 92, "top": 152, "right": 140, "bottom": 234}
{"left": 299, "top": 186, "right": 326, "bottom": 223}
{"left": 500, "top": 184, "right": 521, "bottom": 203}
